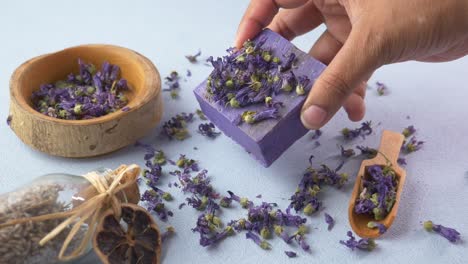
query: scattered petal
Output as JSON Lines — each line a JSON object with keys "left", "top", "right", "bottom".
{"left": 324, "top": 213, "right": 335, "bottom": 231}
{"left": 6, "top": 115, "right": 12, "bottom": 126}
{"left": 397, "top": 157, "right": 407, "bottom": 166}
{"left": 311, "top": 129, "right": 322, "bottom": 140}
{"left": 186, "top": 50, "right": 202, "bottom": 63}
{"left": 340, "top": 231, "right": 376, "bottom": 251}
{"left": 376, "top": 81, "right": 387, "bottom": 96}
{"left": 423, "top": 221, "right": 460, "bottom": 243}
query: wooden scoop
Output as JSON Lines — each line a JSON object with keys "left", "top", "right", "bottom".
{"left": 348, "top": 130, "right": 406, "bottom": 238}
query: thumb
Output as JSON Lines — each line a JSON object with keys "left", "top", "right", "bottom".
{"left": 301, "top": 29, "right": 381, "bottom": 129}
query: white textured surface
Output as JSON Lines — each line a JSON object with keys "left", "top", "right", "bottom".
{"left": 0, "top": 1, "right": 467, "bottom": 264}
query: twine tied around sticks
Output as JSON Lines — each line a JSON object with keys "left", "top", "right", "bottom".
{"left": 0, "top": 164, "right": 140, "bottom": 261}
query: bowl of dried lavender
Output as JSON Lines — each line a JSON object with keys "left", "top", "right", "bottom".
{"left": 8, "top": 44, "right": 162, "bottom": 158}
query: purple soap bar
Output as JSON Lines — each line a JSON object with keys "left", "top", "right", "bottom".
{"left": 194, "top": 29, "right": 325, "bottom": 167}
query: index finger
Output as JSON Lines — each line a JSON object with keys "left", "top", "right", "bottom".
{"left": 234, "top": 0, "right": 309, "bottom": 48}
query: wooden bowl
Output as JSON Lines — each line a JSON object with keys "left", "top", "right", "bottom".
{"left": 8, "top": 45, "right": 163, "bottom": 158}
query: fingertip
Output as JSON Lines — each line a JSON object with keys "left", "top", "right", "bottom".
{"left": 300, "top": 105, "right": 328, "bottom": 130}
{"left": 343, "top": 94, "right": 366, "bottom": 121}
{"left": 234, "top": 19, "right": 262, "bottom": 49}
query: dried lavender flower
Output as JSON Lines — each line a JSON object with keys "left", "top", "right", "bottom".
{"left": 164, "top": 71, "right": 181, "bottom": 99}
{"left": 219, "top": 196, "right": 233, "bottom": 208}
{"left": 367, "top": 221, "right": 387, "bottom": 234}
{"left": 239, "top": 108, "right": 280, "bottom": 124}
{"left": 284, "top": 251, "right": 297, "bottom": 258}
{"left": 340, "top": 231, "right": 376, "bottom": 251}
{"left": 205, "top": 38, "right": 310, "bottom": 125}
{"left": 324, "top": 213, "right": 335, "bottom": 231}
{"left": 195, "top": 109, "right": 207, "bottom": 120}
{"left": 402, "top": 136, "right": 424, "bottom": 153}
{"left": 357, "top": 145, "right": 378, "bottom": 158}
{"left": 141, "top": 189, "right": 173, "bottom": 221}
{"left": 376, "top": 81, "right": 387, "bottom": 96}
{"left": 162, "top": 226, "right": 175, "bottom": 242}
{"left": 402, "top": 125, "right": 416, "bottom": 138}
{"left": 246, "top": 231, "right": 270, "bottom": 250}
{"left": 340, "top": 146, "right": 356, "bottom": 158}
{"left": 198, "top": 122, "right": 221, "bottom": 138}
{"left": 162, "top": 112, "right": 194, "bottom": 140}
{"left": 341, "top": 121, "right": 373, "bottom": 140}
{"left": 355, "top": 165, "right": 398, "bottom": 220}
{"left": 423, "top": 221, "right": 460, "bottom": 243}
{"left": 170, "top": 154, "right": 199, "bottom": 171}
{"left": 31, "top": 59, "right": 129, "bottom": 120}
{"left": 228, "top": 191, "right": 253, "bottom": 209}
{"left": 193, "top": 213, "right": 234, "bottom": 247}
{"left": 186, "top": 50, "right": 202, "bottom": 63}
{"left": 397, "top": 157, "right": 407, "bottom": 166}
{"left": 290, "top": 156, "right": 348, "bottom": 215}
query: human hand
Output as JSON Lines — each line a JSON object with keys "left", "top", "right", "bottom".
{"left": 235, "top": 0, "right": 468, "bottom": 129}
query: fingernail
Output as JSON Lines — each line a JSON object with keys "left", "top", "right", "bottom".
{"left": 301, "top": 105, "right": 327, "bottom": 129}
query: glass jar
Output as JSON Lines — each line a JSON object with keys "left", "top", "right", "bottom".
{"left": 0, "top": 167, "right": 140, "bottom": 264}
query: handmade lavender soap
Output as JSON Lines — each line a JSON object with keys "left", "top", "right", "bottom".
{"left": 194, "top": 29, "right": 325, "bottom": 167}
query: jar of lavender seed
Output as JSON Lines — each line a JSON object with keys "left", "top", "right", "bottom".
{"left": 0, "top": 167, "right": 139, "bottom": 264}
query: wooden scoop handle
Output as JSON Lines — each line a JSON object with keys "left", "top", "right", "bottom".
{"left": 375, "top": 130, "right": 405, "bottom": 165}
